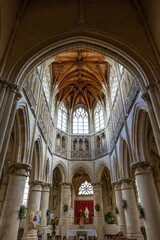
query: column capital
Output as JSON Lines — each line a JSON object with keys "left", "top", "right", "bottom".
{"left": 61, "top": 182, "right": 72, "bottom": 188}
{"left": 9, "top": 162, "right": 31, "bottom": 177}
{"left": 131, "top": 161, "right": 152, "bottom": 176}
{"left": 112, "top": 181, "right": 121, "bottom": 191}
{"left": 29, "top": 180, "right": 44, "bottom": 191}
{"left": 0, "top": 79, "right": 8, "bottom": 88}
{"left": 7, "top": 83, "right": 19, "bottom": 93}
{"left": 42, "top": 183, "right": 52, "bottom": 192}
{"left": 119, "top": 178, "right": 133, "bottom": 190}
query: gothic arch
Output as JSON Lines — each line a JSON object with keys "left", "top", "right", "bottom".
{"left": 70, "top": 163, "right": 93, "bottom": 182}
{"left": 30, "top": 137, "right": 43, "bottom": 180}
{"left": 132, "top": 104, "right": 150, "bottom": 163}
{"left": 53, "top": 161, "right": 67, "bottom": 182}
{"left": 4, "top": 34, "right": 159, "bottom": 94}
{"left": 96, "top": 162, "right": 109, "bottom": 182}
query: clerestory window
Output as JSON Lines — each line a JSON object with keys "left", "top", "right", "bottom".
{"left": 73, "top": 107, "right": 89, "bottom": 134}
{"left": 78, "top": 181, "right": 93, "bottom": 195}
{"left": 57, "top": 103, "right": 67, "bottom": 132}
{"left": 94, "top": 102, "right": 104, "bottom": 132}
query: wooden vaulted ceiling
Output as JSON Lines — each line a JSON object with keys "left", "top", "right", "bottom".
{"left": 52, "top": 50, "right": 108, "bottom": 109}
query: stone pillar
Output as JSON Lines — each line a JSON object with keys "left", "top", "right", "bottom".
{"left": 59, "top": 182, "right": 71, "bottom": 237}
{"left": 40, "top": 183, "right": 51, "bottom": 240}
{"left": 0, "top": 90, "right": 21, "bottom": 177}
{"left": 142, "top": 93, "right": 160, "bottom": 155}
{"left": 113, "top": 182, "right": 126, "bottom": 234}
{"left": 22, "top": 180, "right": 43, "bottom": 240}
{"left": 92, "top": 182, "right": 104, "bottom": 239}
{"left": 131, "top": 161, "right": 160, "bottom": 240}
{"left": 120, "top": 179, "right": 143, "bottom": 240}
{"left": 0, "top": 83, "right": 19, "bottom": 153}
{"left": 147, "top": 84, "right": 160, "bottom": 129}
{"left": 0, "top": 163, "right": 31, "bottom": 240}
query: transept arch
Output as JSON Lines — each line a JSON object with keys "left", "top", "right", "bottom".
{"left": 4, "top": 35, "right": 159, "bottom": 94}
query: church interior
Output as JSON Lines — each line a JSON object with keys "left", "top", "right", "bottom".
{"left": 0, "top": 1, "right": 160, "bottom": 240}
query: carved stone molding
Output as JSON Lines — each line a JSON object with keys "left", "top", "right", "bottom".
{"left": 42, "top": 183, "right": 52, "bottom": 192}
{"left": 61, "top": 182, "right": 72, "bottom": 189}
{"left": 119, "top": 178, "right": 133, "bottom": 190}
{"left": 9, "top": 162, "right": 31, "bottom": 177}
{"left": 112, "top": 182, "right": 121, "bottom": 191}
{"left": 92, "top": 182, "right": 102, "bottom": 188}
{"left": 30, "top": 180, "right": 44, "bottom": 191}
{"left": 131, "top": 161, "right": 152, "bottom": 176}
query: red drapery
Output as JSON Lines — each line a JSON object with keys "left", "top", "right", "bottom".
{"left": 75, "top": 200, "right": 94, "bottom": 224}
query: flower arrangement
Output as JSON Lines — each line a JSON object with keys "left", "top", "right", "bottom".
{"left": 104, "top": 212, "right": 114, "bottom": 224}
{"left": 122, "top": 199, "right": 127, "bottom": 209}
{"left": 63, "top": 204, "right": 68, "bottom": 212}
{"left": 19, "top": 205, "right": 26, "bottom": 219}
{"left": 95, "top": 203, "right": 100, "bottom": 211}
{"left": 137, "top": 203, "right": 145, "bottom": 219}
{"left": 115, "top": 206, "right": 119, "bottom": 214}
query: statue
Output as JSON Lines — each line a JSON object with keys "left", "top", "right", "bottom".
{"left": 84, "top": 207, "right": 89, "bottom": 218}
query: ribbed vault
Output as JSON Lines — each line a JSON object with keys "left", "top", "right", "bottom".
{"left": 52, "top": 49, "right": 108, "bottom": 108}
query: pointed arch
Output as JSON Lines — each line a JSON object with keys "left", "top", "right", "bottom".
{"left": 53, "top": 161, "right": 67, "bottom": 182}
{"left": 30, "top": 137, "right": 43, "bottom": 180}
{"left": 70, "top": 163, "right": 93, "bottom": 182}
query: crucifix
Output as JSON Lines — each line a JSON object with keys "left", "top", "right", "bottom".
{"left": 77, "top": 0, "right": 86, "bottom": 24}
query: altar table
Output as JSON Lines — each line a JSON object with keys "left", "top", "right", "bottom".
{"left": 67, "top": 229, "right": 97, "bottom": 238}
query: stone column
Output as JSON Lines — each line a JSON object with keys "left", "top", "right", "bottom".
{"left": 120, "top": 179, "right": 143, "bottom": 240}
{"left": 22, "top": 180, "right": 43, "bottom": 240}
{"left": 147, "top": 84, "right": 160, "bottom": 128}
{"left": 0, "top": 90, "right": 21, "bottom": 177}
{"left": 113, "top": 182, "right": 126, "bottom": 234}
{"left": 142, "top": 93, "right": 160, "bottom": 155}
{"left": 59, "top": 182, "right": 71, "bottom": 237}
{"left": 92, "top": 182, "right": 104, "bottom": 239}
{"left": 131, "top": 161, "right": 160, "bottom": 240}
{"left": 0, "top": 163, "right": 31, "bottom": 240}
{"left": 40, "top": 183, "right": 51, "bottom": 240}
{"left": 0, "top": 83, "right": 18, "bottom": 153}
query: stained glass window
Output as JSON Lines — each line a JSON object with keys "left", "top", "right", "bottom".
{"left": 73, "top": 107, "right": 89, "bottom": 134}
{"left": 57, "top": 103, "right": 67, "bottom": 132}
{"left": 78, "top": 181, "right": 93, "bottom": 195}
{"left": 94, "top": 102, "right": 104, "bottom": 132}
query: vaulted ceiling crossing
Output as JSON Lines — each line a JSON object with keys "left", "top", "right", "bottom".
{"left": 52, "top": 50, "right": 108, "bottom": 109}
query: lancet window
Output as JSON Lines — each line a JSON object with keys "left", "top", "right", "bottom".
{"left": 73, "top": 107, "right": 89, "bottom": 134}
{"left": 57, "top": 103, "right": 67, "bottom": 132}
{"left": 94, "top": 102, "right": 104, "bottom": 132}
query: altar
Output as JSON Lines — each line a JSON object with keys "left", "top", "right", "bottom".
{"left": 67, "top": 229, "right": 97, "bottom": 239}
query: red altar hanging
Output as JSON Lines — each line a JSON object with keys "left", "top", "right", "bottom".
{"left": 75, "top": 200, "right": 94, "bottom": 224}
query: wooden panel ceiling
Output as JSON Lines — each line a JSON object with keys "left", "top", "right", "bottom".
{"left": 52, "top": 50, "right": 108, "bottom": 109}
